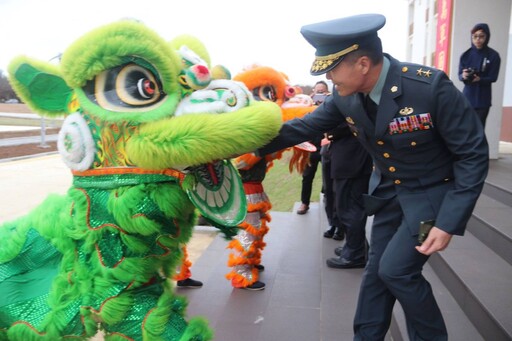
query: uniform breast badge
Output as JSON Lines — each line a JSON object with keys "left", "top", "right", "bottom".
{"left": 399, "top": 107, "right": 414, "bottom": 115}
{"left": 389, "top": 112, "right": 434, "bottom": 135}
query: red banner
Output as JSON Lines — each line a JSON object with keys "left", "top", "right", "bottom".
{"left": 435, "top": 0, "right": 453, "bottom": 73}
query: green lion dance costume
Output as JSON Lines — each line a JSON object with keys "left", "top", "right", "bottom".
{"left": 0, "top": 20, "right": 281, "bottom": 340}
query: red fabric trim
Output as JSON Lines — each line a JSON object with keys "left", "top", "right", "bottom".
{"left": 243, "top": 182, "right": 264, "bottom": 194}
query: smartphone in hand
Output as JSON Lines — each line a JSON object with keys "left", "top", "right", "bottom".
{"left": 418, "top": 219, "right": 435, "bottom": 244}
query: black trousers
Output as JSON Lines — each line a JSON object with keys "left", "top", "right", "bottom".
{"left": 474, "top": 107, "right": 490, "bottom": 128}
{"left": 321, "top": 155, "right": 338, "bottom": 227}
{"left": 334, "top": 174, "right": 370, "bottom": 261}
{"left": 300, "top": 151, "right": 321, "bottom": 205}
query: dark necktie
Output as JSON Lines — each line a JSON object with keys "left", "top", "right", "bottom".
{"left": 361, "top": 93, "right": 377, "bottom": 124}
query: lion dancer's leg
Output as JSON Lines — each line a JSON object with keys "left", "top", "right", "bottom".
{"left": 95, "top": 280, "right": 213, "bottom": 340}
{"left": 226, "top": 182, "right": 271, "bottom": 290}
{"left": 174, "top": 246, "right": 203, "bottom": 288}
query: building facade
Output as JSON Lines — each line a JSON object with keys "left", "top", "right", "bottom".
{"left": 406, "top": 0, "right": 511, "bottom": 158}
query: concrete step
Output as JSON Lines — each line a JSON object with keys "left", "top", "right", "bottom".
{"left": 469, "top": 193, "right": 512, "bottom": 265}
{"left": 482, "top": 181, "right": 512, "bottom": 208}
{"left": 429, "top": 230, "right": 512, "bottom": 341}
{"left": 486, "top": 157, "right": 512, "bottom": 204}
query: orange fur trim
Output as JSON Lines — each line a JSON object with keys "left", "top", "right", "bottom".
{"left": 239, "top": 220, "right": 269, "bottom": 238}
{"left": 173, "top": 246, "right": 192, "bottom": 281}
{"left": 246, "top": 201, "right": 271, "bottom": 215}
{"left": 225, "top": 214, "right": 271, "bottom": 287}
{"left": 234, "top": 153, "right": 262, "bottom": 170}
{"left": 264, "top": 150, "right": 285, "bottom": 162}
{"left": 288, "top": 148, "right": 312, "bottom": 174}
{"left": 225, "top": 267, "right": 260, "bottom": 287}
{"left": 227, "top": 238, "right": 261, "bottom": 254}
{"left": 281, "top": 105, "right": 316, "bottom": 122}
{"left": 264, "top": 150, "right": 287, "bottom": 173}
{"left": 227, "top": 252, "right": 262, "bottom": 267}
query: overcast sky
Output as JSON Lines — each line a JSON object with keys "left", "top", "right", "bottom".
{"left": 0, "top": 0, "right": 408, "bottom": 86}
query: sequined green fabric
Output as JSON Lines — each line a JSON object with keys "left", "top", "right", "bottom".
{"left": 73, "top": 172, "right": 181, "bottom": 189}
{"left": 0, "top": 179, "right": 209, "bottom": 340}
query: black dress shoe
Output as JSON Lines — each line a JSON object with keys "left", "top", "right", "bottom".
{"left": 323, "top": 226, "right": 337, "bottom": 238}
{"left": 177, "top": 278, "right": 203, "bottom": 288}
{"left": 332, "top": 229, "right": 345, "bottom": 241}
{"left": 334, "top": 246, "right": 343, "bottom": 256}
{"left": 326, "top": 257, "right": 366, "bottom": 269}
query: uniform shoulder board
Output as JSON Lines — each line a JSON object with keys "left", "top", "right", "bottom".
{"left": 399, "top": 63, "right": 440, "bottom": 83}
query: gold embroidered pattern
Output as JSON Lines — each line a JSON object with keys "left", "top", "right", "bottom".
{"left": 311, "top": 44, "right": 360, "bottom": 72}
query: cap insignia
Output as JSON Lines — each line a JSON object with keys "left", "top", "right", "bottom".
{"left": 312, "top": 44, "right": 359, "bottom": 73}
{"left": 312, "top": 59, "right": 335, "bottom": 73}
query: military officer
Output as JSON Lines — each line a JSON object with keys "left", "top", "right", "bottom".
{"left": 258, "top": 13, "right": 489, "bottom": 340}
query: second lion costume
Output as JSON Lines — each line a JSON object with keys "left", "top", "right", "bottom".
{"left": 225, "top": 66, "right": 316, "bottom": 290}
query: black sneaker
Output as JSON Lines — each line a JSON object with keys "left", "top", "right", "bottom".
{"left": 177, "top": 278, "right": 203, "bottom": 288}
{"left": 242, "top": 281, "right": 265, "bottom": 291}
{"left": 255, "top": 264, "right": 265, "bottom": 272}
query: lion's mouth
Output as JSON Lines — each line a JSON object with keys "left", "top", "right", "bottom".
{"left": 185, "top": 160, "right": 246, "bottom": 227}
{"left": 188, "top": 161, "right": 224, "bottom": 191}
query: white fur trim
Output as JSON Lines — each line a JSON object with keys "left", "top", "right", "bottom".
{"left": 57, "top": 113, "right": 96, "bottom": 171}
{"left": 174, "top": 80, "right": 253, "bottom": 116}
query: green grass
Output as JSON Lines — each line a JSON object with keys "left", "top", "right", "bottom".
{"left": 263, "top": 150, "right": 323, "bottom": 212}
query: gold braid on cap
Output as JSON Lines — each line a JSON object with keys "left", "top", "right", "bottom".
{"left": 312, "top": 44, "right": 359, "bottom": 72}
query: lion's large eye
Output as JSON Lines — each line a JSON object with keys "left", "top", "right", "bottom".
{"left": 252, "top": 86, "right": 276, "bottom": 102}
{"left": 84, "top": 63, "right": 165, "bottom": 111}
